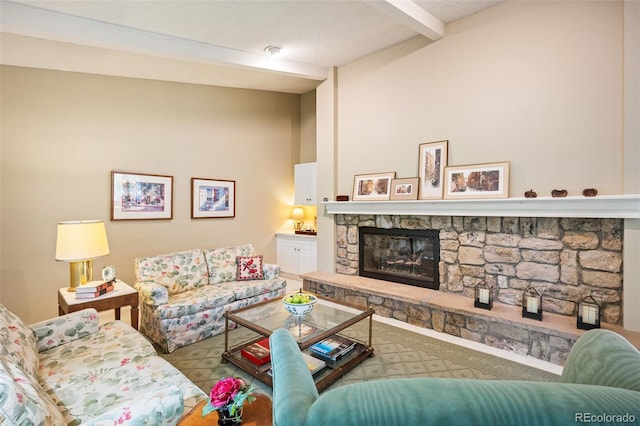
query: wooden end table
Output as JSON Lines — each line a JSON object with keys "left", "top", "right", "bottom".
{"left": 57, "top": 279, "right": 139, "bottom": 330}
{"left": 177, "top": 394, "right": 272, "bottom": 426}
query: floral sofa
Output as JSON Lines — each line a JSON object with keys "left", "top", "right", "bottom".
{"left": 0, "top": 303, "right": 206, "bottom": 425}
{"left": 135, "top": 244, "right": 287, "bottom": 353}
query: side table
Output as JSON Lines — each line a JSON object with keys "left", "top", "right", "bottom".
{"left": 58, "top": 279, "right": 139, "bottom": 330}
{"left": 177, "top": 394, "right": 272, "bottom": 426}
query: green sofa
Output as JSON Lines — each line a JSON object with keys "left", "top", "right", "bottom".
{"left": 269, "top": 328, "right": 640, "bottom": 426}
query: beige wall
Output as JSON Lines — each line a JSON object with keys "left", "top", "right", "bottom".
{"left": 336, "top": 1, "right": 625, "bottom": 197}
{"left": 0, "top": 66, "right": 300, "bottom": 323}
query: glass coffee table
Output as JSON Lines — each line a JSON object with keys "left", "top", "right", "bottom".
{"left": 222, "top": 295, "right": 375, "bottom": 392}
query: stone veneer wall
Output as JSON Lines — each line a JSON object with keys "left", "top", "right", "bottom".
{"left": 335, "top": 214, "right": 624, "bottom": 324}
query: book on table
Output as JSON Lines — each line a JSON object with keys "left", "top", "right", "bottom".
{"left": 240, "top": 338, "right": 271, "bottom": 365}
{"left": 309, "top": 335, "right": 356, "bottom": 361}
{"left": 75, "top": 283, "right": 115, "bottom": 299}
{"left": 267, "top": 352, "right": 326, "bottom": 376}
{"left": 76, "top": 281, "right": 113, "bottom": 293}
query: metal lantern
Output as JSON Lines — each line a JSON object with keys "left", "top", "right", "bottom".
{"left": 522, "top": 286, "right": 543, "bottom": 321}
{"left": 577, "top": 295, "right": 601, "bottom": 330}
{"left": 474, "top": 281, "right": 493, "bottom": 310}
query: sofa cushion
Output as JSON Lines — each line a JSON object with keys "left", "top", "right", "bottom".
{"left": 0, "top": 303, "right": 39, "bottom": 379}
{"left": 237, "top": 255, "right": 265, "bottom": 281}
{"left": 221, "top": 278, "right": 287, "bottom": 301}
{"left": 135, "top": 249, "right": 208, "bottom": 295}
{"left": 155, "top": 285, "right": 236, "bottom": 319}
{"left": 204, "top": 244, "right": 256, "bottom": 284}
{"left": 38, "top": 321, "right": 157, "bottom": 387}
{"left": 0, "top": 356, "right": 66, "bottom": 426}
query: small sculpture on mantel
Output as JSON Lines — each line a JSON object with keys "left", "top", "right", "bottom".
{"left": 524, "top": 189, "right": 537, "bottom": 198}
{"left": 582, "top": 188, "right": 598, "bottom": 197}
{"left": 551, "top": 189, "right": 568, "bottom": 198}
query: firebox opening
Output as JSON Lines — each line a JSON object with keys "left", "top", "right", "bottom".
{"left": 359, "top": 227, "right": 440, "bottom": 289}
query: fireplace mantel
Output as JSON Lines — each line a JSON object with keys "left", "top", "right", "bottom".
{"left": 323, "top": 195, "right": 640, "bottom": 219}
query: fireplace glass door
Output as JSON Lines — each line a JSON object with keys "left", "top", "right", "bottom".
{"left": 359, "top": 227, "right": 440, "bottom": 289}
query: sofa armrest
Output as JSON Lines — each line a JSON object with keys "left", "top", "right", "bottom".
{"left": 135, "top": 281, "right": 169, "bottom": 305}
{"left": 30, "top": 308, "right": 99, "bottom": 353}
{"left": 263, "top": 263, "right": 281, "bottom": 280}
{"left": 561, "top": 329, "right": 640, "bottom": 392}
{"left": 82, "top": 384, "right": 184, "bottom": 426}
{"left": 270, "top": 328, "right": 318, "bottom": 426}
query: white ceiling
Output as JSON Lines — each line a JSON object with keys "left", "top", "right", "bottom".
{"left": 0, "top": 0, "right": 502, "bottom": 93}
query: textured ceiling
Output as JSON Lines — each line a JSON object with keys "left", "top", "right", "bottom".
{"left": 1, "top": 0, "right": 503, "bottom": 93}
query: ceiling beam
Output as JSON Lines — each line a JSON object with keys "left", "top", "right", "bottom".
{"left": 364, "top": 0, "right": 445, "bottom": 41}
{"left": 0, "top": 0, "right": 328, "bottom": 81}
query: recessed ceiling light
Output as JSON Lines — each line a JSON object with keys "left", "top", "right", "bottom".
{"left": 264, "top": 45, "right": 282, "bottom": 57}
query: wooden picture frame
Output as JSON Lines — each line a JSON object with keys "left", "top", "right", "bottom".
{"left": 444, "top": 162, "right": 510, "bottom": 199}
{"left": 191, "top": 178, "right": 236, "bottom": 218}
{"left": 111, "top": 171, "right": 173, "bottom": 220}
{"left": 418, "top": 140, "right": 448, "bottom": 200}
{"left": 390, "top": 177, "right": 419, "bottom": 200}
{"left": 352, "top": 172, "right": 396, "bottom": 201}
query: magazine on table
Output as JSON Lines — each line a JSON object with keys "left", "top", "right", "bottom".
{"left": 309, "top": 335, "right": 356, "bottom": 361}
{"left": 285, "top": 320, "right": 322, "bottom": 341}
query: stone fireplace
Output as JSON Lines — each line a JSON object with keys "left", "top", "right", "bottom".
{"left": 337, "top": 214, "right": 624, "bottom": 325}
{"left": 359, "top": 227, "right": 439, "bottom": 289}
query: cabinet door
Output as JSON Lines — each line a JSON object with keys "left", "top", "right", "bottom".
{"left": 277, "top": 238, "right": 299, "bottom": 275}
{"left": 297, "top": 240, "right": 317, "bottom": 275}
{"left": 294, "top": 162, "right": 317, "bottom": 205}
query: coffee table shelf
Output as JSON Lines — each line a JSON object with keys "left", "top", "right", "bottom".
{"left": 222, "top": 296, "right": 374, "bottom": 392}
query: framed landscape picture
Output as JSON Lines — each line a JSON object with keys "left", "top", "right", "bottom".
{"left": 390, "top": 177, "right": 419, "bottom": 200}
{"left": 418, "top": 140, "right": 448, "bottom": 200}
{"left": 444, "top": 162, "right": 510, "bottom": 199}
{"left": 191, "top": 178, "right": 236, "bottom": 218}
{"left": 111, "top": 171, "right": 173, "bottom": 220}
{"left": 352, "top": 172, "right": 396, "bottom": 201}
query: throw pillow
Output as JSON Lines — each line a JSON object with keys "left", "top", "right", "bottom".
{"left": 236, "top": 255, "right": 265, "bottom": 281}
{"left": 0, "top": 303, "right": 39, "bottom": 379}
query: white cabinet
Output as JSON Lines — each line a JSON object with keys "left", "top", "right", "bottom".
{"left": 276, "top": 234, "right": 317, "bottom": 276}
{"left": 294, "top": 162, "right": 317, "bottom": 205}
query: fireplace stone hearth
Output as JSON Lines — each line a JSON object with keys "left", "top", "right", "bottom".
{"left": 336, "top": 214, "right": 624, "bottom": 325}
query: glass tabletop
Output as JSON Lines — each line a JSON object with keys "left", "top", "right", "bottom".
{"left": 229, "top": 298, "right": 368, "bottom": 344}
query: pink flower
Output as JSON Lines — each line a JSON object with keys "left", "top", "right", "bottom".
{"left": 120, "top": 358, "right": 130, "bottom": 366}
{"left": 209, "top": 377, "right": 245, "bottom": 408}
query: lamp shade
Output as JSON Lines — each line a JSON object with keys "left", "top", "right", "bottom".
{"left": 55, "top": 220, "right": 110, "bottom": 261}
{"left": 291, "top": 207, "right": 305, "bottom": 221}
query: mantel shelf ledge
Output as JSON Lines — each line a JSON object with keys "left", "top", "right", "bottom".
{"left": 322, "top": 195, "right": 640, "bottom": 219}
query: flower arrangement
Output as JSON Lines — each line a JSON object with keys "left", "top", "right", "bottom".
{"left": 202, "top": 376, "right": 255, "bottom": 422}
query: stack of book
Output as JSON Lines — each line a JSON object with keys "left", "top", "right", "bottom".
{"left": 309, "top": 335, "right": 356, "bottom": 362}
{"left": 75, "top": 281, "right": 115, "bottom": 299}
{"left": 241, "top": 338, "right": 271, "bottom": 365}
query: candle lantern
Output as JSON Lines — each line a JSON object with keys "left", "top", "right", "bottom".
{"left": 474, "top": 281, "right": 493, "bottom": 310}
{"left": 522, "top": 286, "right": 543, "bottom": 321}
{"left": 577, "top": 295, "right": 601, "bottom": 330}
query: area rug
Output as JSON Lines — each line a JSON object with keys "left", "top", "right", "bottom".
{"left": 159, "top": 319, "right": 560, "bottom": 397}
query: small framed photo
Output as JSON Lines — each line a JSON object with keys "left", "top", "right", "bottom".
{"left": 390, "top": 177, "right": 419, "bottom": 200}
{"left": 444, "top": 162, "right": 510, "bottom": 199}
{"left": 418, "top": 140, "right": 448, "bottom": 200}
{"left": 191, "top": 178, "right": 236, "bottom": 218}
{"left": 111, "top": 171, "right": 173, "bottom": 220}
{"left": 352, "top": 172, "right": 396, "bottom": 201}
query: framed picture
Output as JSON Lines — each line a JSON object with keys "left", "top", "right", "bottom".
{"left": 418, "top": 140, "right": 448, "bottom": 200}
{"left": 444, "top": 162, "right": 510, "bottom": 199}
{"left": 352, "top": 172, "right": 396, "bottom": 201}
{"left": 111, "top": 171, "right": 173, "bottom": 220}
{"left": 191, "top": 178, "right": 236, "bottom": 218}
{"left": 390, "top": 177, "right": 419, "bottom": 200}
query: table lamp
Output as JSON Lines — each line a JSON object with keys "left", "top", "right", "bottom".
{"left": 291, "top": 207, "right": 304, "bottom": 231}
{"left": 55, "top": 220, "right": 110, "bottom": 292}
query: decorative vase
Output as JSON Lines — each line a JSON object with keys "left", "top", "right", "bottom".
{"left": 217, "top": 406, "right": 243, "bottom": 426}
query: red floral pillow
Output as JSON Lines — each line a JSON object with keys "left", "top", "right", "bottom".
{"left": 236, "top": 255, "right": 264, "bottom": 280}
